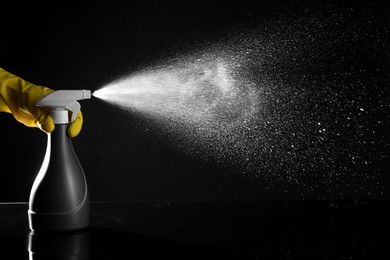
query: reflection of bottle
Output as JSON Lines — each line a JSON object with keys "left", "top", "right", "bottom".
{"left": 28, "top": 90, "right": 91, "bottom": 231}
{"left": 28, "top": 230, "right": 90, "bottom": 260}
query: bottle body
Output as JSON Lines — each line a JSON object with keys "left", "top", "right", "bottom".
{"left": 28, "top": 124, "right": 90, "bottom": 232}
{"left": 28, "top": 230, "right": 90, "bottom": 259}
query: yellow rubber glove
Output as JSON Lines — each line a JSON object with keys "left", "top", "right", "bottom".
{"left": 0, "top": 67, "right": 83, "bottom": 137}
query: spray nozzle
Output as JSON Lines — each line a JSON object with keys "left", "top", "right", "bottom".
{"left": 37, "top": 90, "right": 91, "bottom": 124}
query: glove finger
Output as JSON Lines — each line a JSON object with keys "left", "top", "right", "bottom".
{"left": 36, "top": 111, "right": 55, "bottom": 134}
{"left": 22, "top": 85, "right": 53, "bottom": 118}
{"left": 12, "top": 110, "right": 35, "bottom": 127}
{"left": 21, "top": 85, "right": 54, "bottom": 133}
{"left": 68, "top": 111, "right": 83, "bottom": 138}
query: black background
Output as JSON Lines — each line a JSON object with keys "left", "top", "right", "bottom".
{"left": 1, "top": 0, "right": 388, "bottom": 202}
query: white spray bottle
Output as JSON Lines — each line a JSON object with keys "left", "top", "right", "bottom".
{"left": 28, "top": 90, "right": 91, "bottom": 232}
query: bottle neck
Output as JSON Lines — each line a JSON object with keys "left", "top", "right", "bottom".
{"left": 50, "top": 124, "right": 73, "bottom": 151}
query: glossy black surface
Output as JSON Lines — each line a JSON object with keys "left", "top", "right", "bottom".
{"left": 29, "top": 125, "right": 90, "bottom": 232}
{"left": 0, "top": 201, "right": 388, "bottom": 259}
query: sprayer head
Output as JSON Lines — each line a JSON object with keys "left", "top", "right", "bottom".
{"left": 37, "top": 90, "right": 91, "bottom": 108}
{"left": 37, "top": 90, "right": 91, "bottom": 124}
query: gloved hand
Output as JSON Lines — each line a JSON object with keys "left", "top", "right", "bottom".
{"left": 0, "top": 67, "right": 83, "bottom": 137}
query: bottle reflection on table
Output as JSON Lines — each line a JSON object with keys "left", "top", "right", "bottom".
{"left": 27, "top": 229, "right": 89, "bottom": 260}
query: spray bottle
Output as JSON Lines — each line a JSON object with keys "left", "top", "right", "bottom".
{"left": 28, "top": 90, "right": 91, "bottom": 232}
